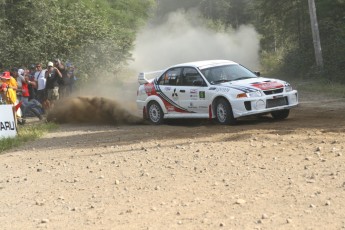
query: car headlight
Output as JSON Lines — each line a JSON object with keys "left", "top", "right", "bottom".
{"left": 285, "top": 84, "right": 293, "bottom": 92}
{"left": 248, "top": 91, "right": 263, "bottom": 97}
{"left": 236, "top": 91, "right": 262, "bottom": 98}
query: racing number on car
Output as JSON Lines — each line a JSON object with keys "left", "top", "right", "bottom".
{"left": 199, "top": 91, "right": 205, "bottom": 99}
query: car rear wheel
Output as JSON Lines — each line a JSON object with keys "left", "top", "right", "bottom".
{"left": 271, "top": 109, "right": 290, "bottom": 120}
{"left": 147, "top": 101, "right": 164, "bottom": 125}
{"left": 216, "top": 98, "right": 236, "bottom": 125}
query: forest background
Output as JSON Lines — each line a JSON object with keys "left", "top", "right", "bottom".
{"left": 0, "top": 0, "right": 344, "bottom": 84}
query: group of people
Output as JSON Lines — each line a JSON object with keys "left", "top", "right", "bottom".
{"left": 0, "top": 59, "right": 77, "bottom": 124}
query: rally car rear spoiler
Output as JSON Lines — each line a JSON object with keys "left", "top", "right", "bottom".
{"left": 138, "top": 70, "right": 164, "bottom": 85}
{"left": 138, "top": 73, "right": 149, "bottom": 85}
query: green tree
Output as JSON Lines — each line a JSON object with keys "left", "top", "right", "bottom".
{"left": 199, "top": 0, "right": 251, "bottom": 28}
{"left": 0, "top": 0, "right": 154, "bottom": 80}
{"left": 316, "top": 0, "right": 345, "bottom": 82}
{"left": 250, "top": 0, "right": 345, "bottom": 82}
{"left": 251, "top": 0, "right": 315, "bottom": 76}
{"left": 155, "top": 0, "right": 251, "bottom": 29}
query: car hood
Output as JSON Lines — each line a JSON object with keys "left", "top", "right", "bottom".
{"left": 218, "top": 77, "right": 286, "bottom": 92}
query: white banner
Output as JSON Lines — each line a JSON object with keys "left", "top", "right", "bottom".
{"left": 0, "top": 105, "right": 17, "bottom": 139}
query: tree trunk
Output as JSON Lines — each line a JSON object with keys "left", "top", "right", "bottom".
{"left": 308, "top": 0, "right": 324, "bottom": 70}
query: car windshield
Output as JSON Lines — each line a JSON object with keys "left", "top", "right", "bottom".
{"left": 200, "top": 64, "right": 258, "bottom": 85}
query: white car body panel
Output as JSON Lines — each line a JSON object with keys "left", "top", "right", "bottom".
{"left": 136, "top": 60, "right": 298, "bottom": 122}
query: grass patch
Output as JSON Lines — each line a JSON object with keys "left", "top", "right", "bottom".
{"left": 292, "top": 79, "right": 345, "bottom": 98}
{"left": 274, "top": 73, "right": 345, "bottom": 99}
{"left": 0, "top": 122, "right": 58, "bottom": 154}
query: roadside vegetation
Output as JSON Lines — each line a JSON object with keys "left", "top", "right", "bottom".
{"left": 295, "top": 80, "right": 345, "bottom": 99}
{"left": 0, "top": 0, "right": 155, "bottom": 81}
{"left": 0, "top": 123, "right": 58, "bottom": 154}
{"left": 156, "top": 0, "right": 345, "bottom": 85}
{"left": 1, "top": 0, "right": 344, "bottom": 85}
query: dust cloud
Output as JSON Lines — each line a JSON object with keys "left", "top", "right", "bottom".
{"left": 47, "top": 9, "right": 261, "bottom": 125}
{"left": 130, "top": 10, "right": 260, "bottom": 72}
{"left": 46, "top": 97, "right": 144, "bottom": 125}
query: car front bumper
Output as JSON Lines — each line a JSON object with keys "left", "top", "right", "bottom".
{"left": 231, "top": 91, "right": 298, "bottom": 118}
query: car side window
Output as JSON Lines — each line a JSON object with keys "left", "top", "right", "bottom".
{"left": 158, "top": 68, "right": 181, "bottom": 85}
{"left": 179, "top": 67, "right": 205, "bottom": 86}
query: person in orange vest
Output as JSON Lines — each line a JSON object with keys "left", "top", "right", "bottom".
{"left": 2, "top": 71, "right": 18, "bottom": 104}
{"left": 1, "top": 72, "right": 25, "bottom": 125}
{"left": 0, "top": 83, "right": 16, "bottom": 105}
{"left": 3, "top": 71, "right": 18, "bottom": 91}
{"left": 1, "top": 71, "right": 17, "bottom": 100}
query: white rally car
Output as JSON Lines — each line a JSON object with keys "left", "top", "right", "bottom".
{"left": 136, "top": 60, "right": 298, "bottom": 125}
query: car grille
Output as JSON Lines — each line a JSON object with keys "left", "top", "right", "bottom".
{"left": 266, "top": 97, "right": 288, "bottom": 108}
{"left": 263, "top": 88, "right": 284, "bottom": 95}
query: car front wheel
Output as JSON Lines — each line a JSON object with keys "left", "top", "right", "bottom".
{"left": 271, "top": 109, "right": 290, "bottom": 120}
{"left": 216, "top": 98, "right": 236, "bottom": 125}
{"left": 147, "top": 101, "right": 164, "bottom": 125}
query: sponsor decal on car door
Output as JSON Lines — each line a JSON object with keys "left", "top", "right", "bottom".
{"left": 188, "top": 89, "right": 209, "bottom": 113}
{"left": 178, "top": 67, "right": 209, "bottom": 113}
{"left": 178, "top": 86, "right": 197, "bottom": 112}
{"left": 155, "top": 68, "right": 190, "bottom": 113}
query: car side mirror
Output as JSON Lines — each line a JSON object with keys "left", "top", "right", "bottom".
{"left": 193, "top": 80, "right": 204, "bottom": 86}
{"left": 254, "top": 71, "right": 260, "bottom": 76}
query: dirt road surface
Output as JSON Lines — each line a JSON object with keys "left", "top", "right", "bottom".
{"left": 1, "top": 94, "right": 345, "bottom": 230}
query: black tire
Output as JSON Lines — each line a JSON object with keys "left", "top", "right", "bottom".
{"left": 271, "top": 109, "right": 290, "bottom": 120}
{"left": 215, "top": 98, "right": 237, "bottom": 125}
{"left": 147, "top": 101, "right": 164, "bottom": 125}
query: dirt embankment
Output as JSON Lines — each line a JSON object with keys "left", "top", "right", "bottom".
{"left": 0, "top": 94, "right": 345, "bottom": 229}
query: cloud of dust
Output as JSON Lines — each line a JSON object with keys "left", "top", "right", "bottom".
{"left": 129, "top": 10, "right": 261, "bottom": 72}
{"left": 46, "top": 97, "right": 144, "bottom": 125}
{"left": 49, "top": 9, "right": 261, "bottom": 125}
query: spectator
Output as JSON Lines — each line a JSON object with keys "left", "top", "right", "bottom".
{"left": 34, "top": 63, "right": 46, "bottom": 103}
{"left": 5, "top": 70, "right": 18, "bottom": 92}
{"left": 0, "top": 82, "right": 16, "bottom": 105}
{"left": 66, "top": 63, "right": 77, "bottom": 94}
{"left": 1, "top": 71, "right": 26, "bottom": 122}
{"left": 28, "top": 64, "right": 37, "bottom": 100}
{"left": 23, "top": 68, "right": 37, "bottom": 101}
{"left": 0, "top": 82, "right": 25, "bottom": 124}
{"left": 21, "top": 98, "right": 43, "bottom": 121}
{"left": 54, "top": 58, "right": 70, "bottom": 98}
{"left": 16, "top": 68, "right": 26, "bottom": 101}
{"left": 45, "top": 61, "right": 63, "bottom": 108}
{"left": 1, "top": 71, "right": 17, "bottom": 102}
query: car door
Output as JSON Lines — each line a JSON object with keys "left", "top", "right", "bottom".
{"left": 178, "top": 67, "right": 209, "bottom": 114}
{"left": 156, "top": 67, "right": 186, "bottom": 113}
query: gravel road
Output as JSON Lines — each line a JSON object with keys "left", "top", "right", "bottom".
{"left": 1, "top": 94, "right": 345, "bottom": 229}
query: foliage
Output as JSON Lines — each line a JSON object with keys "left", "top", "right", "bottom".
{"left": 0, "top": 0, "right": 154, "bottom": 79}
{"left": 249, "top": 1, "right": 310, "bottom": 75}
{"left": 199, "top": 0, "right": 251, "bottom": 28}
{"left": 316, "top": 0, "right": 345, "bottom": 82}
{"left": 250, "top": 0, "right": 345, "bottom": 82}
{"left": 154, "top": 0, "right": 251, "bottom": 29}
{"left": 1, "top": 0, "right": 345, "bottom": 83}
{"left": 156, "top": 0, "right": 345, "bottom": 83}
